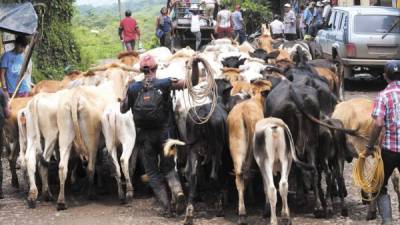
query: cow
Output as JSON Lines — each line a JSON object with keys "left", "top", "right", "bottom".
{"left": 56, "top": 83, "right": 116, "bottom": 210}
{"left": 221, "top": 56, "right": 246, "bottom": 69}
{"left": 30, "top": 71, "right": 82, "bottom": 95}
{"left": 318, "top": 119, "right": 357, "bottom": 218}
{"left": 3, "top": 97, "right": 32, "bottom": 189}
{"left": 331, "top": 98, "right": 400, "bottom": 220}
{"left": 255, "top": 24, "right": 291, "bottom": 62}
{"left": 20, "top": 91, "right": 67, "bottom": 208}
{"left": 253, "top": 117, "right": 297, "bottom": 225}
{"left": 227, "top": 80, "right": 275, "bottom": 225}
{"left": 101, "top": 102, "right": 137, "bottom": 204}
{"left": 0, "top": 91, "right": 8, "bottom": 199}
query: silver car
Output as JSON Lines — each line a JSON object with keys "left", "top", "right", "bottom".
{"left": 316, "top": 6, "right": 400, "bottom": 80}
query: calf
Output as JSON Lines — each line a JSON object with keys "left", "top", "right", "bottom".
{"left": 101, "top": 102, "right": 137, "bottom": 204}
{"left": 253, "top": 117, "right": 295, "bottom": 225}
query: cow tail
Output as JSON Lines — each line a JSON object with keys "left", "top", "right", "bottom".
{"left": 29, "top": 97, "right": 44, "bottom": 164}
{"left": 289, "top": 85, "right": 361, "bottom": 136}
{"left": 282, "top": 123, "right": 314, "bottom": 170}
{"left": 242, "top": 114, "right": 256, "bottom": 180}
{"left": 71, "top": 93, "right": 87, "bottom": 153}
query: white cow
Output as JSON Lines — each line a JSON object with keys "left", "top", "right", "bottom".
{"left": 253, "top": 117, "right": 295, "bottom": 225}
{"left": 20, "top": 91, "right": 67, "bottom": 208}
{"left": 101, "top": 102, "right": 137, "bottom": 203}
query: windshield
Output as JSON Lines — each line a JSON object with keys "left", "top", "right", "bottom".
{"left": 355, "top": 15, "right": 400, "bottom": 33}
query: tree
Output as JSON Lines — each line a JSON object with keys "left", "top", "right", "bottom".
{"left": 33, "top": 0, "right": 81, "bottom": 80}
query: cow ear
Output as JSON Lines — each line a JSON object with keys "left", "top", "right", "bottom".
{"left": 267, "top": 50, "right": 280, "bottom": 59}
{"left": 222, "top": 60, "right": 228, "bottom": 68}
{"left": 238, "top": 58, "right": 247, "bottom": 66}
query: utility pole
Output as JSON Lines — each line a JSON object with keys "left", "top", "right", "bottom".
{"left": 118, "top": 0, "right": 124, "bottom": 51}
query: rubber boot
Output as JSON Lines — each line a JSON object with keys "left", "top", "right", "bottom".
{"left": 153, "top": 186, "right": 173, "bottom": 218}
{"left": 377, "top": 194, "right": 392, "bottom": 225}
{"left": 165, "top": 170, "right": 185, "bottom": 215}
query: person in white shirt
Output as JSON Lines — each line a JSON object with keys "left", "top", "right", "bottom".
{"left": 191, "top": 9, "right": 203, "bottom": 51}
{"left": 216, "top": 5, "right": 233, "bottom": 38}
{"left": 322, "top": 0, "right": 332, "bottom": 27}
{"left": 269, "top": 15, "right": 285, "bottom": 39}
{"left": 283, "top": 3, "right": 297, "bottom": 41}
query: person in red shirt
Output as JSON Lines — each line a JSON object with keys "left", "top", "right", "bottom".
{"left": 119, "top": 10, "right": 140, "bottom": 52}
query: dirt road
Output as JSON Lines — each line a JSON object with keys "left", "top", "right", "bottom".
{"left": 1, "top": 79, "right": 398, "bottom": 225}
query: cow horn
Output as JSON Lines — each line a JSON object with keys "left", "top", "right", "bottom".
{"left": 211, "top": 33, "right": 215, "bottom": 40}
{"left": 163, "top": 139, "right": 185, "bottom": 157}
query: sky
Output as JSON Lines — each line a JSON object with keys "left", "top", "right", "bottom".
{"left": 76, "top": 0, "right": 116, "bottom": 6}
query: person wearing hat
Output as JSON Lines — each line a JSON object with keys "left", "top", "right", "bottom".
{"left": 309, "top": 1, "right": 324, "bottom": 37}
{"left": 270, "top": 14, "right": 285, "bottom": 39}
{"left": 322, "top": 0, "right": 332, "bottom": 27}
{"left": 232, "top": 4, "right": 245, "bottom": 44}
{"left": 0, "top": 35, "right": 30, "bottom": 98}
{"left": 303, "top": 1, "right": 315, "bottom": 35}
{"left": 365, "top": 60, "right": 400, "bottom": 225}
{"left": 119, "top": 10, "right": 140, "bottom": 52}
{"left": 283, "top": 3, "right": 297, "bottom": 40}
{"left": 120, "top": 55, "right": 201, "bottom": 217}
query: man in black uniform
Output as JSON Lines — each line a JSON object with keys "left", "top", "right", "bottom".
{"left": 120, "top": 55, "right": 200, "bottom": 216}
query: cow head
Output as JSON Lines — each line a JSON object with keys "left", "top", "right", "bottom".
{"left": 249, "top": 49, "right": 280, "bottom": 63}
{"left": 221, "top": 56, "right": 247, "bottom": 69}
{"left": 221, "top": 68, "right": 243, "bottom": 84}
{"left": 250, "top": 79, "right": 272, "bottom": 97}
{"left": 292, "top": 46, "right": 309, "bottom": 67}
{"left": 215, "top": 79, "right": 234, "bottom": 111}
{"left": 117, "top": 51, "right": 140, "bottom": 67}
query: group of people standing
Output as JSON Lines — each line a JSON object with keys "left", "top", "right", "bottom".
{"left": 269, "top": 0, "right": 332, "bottom": 41}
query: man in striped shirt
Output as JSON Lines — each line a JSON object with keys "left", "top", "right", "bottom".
{"left": 366, "top": 60, "right": 400, "bottom": 225}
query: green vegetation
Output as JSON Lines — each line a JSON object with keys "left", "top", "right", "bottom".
{"left": 72, "top": 0, "right": 164, "bottom": 70}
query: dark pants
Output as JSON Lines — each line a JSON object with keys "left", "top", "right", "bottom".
{"left": 381, "top": 149, "right": 400, "bottom": 194}
{"left": 272, "top": 33, "right": 284, "bottom": 39}
{"left": 137, "top": 127, "right": 176, "bottom": 201}
{"left": 234, "top": 29, "right": 246, "bottom": 44}
{"left": 124, "top": 40, "right": 136, "bottom": 52}
{"left": 160, "top": 32, "right": 172, "bottom": 50}
{"left": 285, "top": 33, "right": 297, "bottom": 41}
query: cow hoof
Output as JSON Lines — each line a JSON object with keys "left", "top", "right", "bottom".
{"left": 57, "top": 203, "right": 67, "bottom": 211}
{"left": 42, "top": 192, "right": 54, "bottom": 202}
{"left": 238, "top": 215, "right": 247, "bottom": 225}
{"left": 0, "top": 192, "right": 4, "bottom": 199}
{"left": 183, "top": 218, "right": 193, "bottom": 225}
{"left": 176, "top": 194, "right": 186, "bottom": 215}
{"left": 119, "top": 197, "right": 127, "bottom": 205}
{"left": 279, "top": 217, "right": 292, "bottom": 225}
{"left": 366, "top": 210, "right": 377, "bottom": 221}
{"left": 215, "top": 210, "right": 224, "bottom": 217}
{"left": 341, "top": 207, "right": 349, "bottom": 217}
{"left": 313, "top": 208, "right": 327, "bottom": 218}
{"left": 126, "top": 190, "right": 134, "bottom": 201}
{"left": 262, "top": 207, "right": 271, "bottom": 218}
{"left": 27, "top": 199, "right": 36, "bottom": 209}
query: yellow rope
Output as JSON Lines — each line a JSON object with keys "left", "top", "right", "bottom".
{"left": 352, "top": 149, "right": 385, "bottom": 201}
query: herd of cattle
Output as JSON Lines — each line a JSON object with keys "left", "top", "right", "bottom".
{"left": 1, "top": 24, "right": 400, "bottom": 225}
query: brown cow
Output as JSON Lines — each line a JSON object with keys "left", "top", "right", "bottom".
{"left": 30, "top": 71, "right": 83, "bottom": 95}
{"left": 117, "top": 51, "right": 140, "bottom": 66}
{"left": 257, "top": 24, "right": 291, "bottom": 62}
{"left": 332, "top": 98, "right": 400, "bottom": 220}
{"left": 4, "top": 97, "right": 32, "bottom": 188}
{"left": 227, "top": 79, "right": 273, "bottom": 224}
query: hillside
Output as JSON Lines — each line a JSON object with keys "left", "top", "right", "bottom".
{"left": 73, "top": 0, "right": 165, "bottom": 68}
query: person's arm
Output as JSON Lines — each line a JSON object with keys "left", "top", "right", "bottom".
{"left": 365, "top": 95, "right": 386, "bottom": 156}
{"left": 119, "top": 21, "right": 124, "bottom": 41}
{"left": 0, "top": 68, "right": 7, "bottom": 93}
{"left": 171, "top": 59, "right": 200, "bottom": 90}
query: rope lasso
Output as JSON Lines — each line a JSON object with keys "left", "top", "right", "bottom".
{"left": 352, "top": 149, "right": 384, "bottom": 201}
{"left": 183, "top": 56, "right": 218, "bottom": 125}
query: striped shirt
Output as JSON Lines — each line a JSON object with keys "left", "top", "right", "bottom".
{"left": 372, "top": 81, "right": 400, "bottom": 153}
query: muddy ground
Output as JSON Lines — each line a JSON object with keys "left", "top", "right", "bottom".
{"left": 0, "top": 78, "right": 399, "bottom": 225}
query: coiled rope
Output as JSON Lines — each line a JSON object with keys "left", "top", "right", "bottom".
{"left": 184, "top": 56, "right": 218, "bottom": 125}
{"left": 352, "top": 149, "right": 384, "bottom": 201}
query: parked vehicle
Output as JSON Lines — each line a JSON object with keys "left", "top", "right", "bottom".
{"left": 316, "top": 6, "right": 400, "bottom": 93}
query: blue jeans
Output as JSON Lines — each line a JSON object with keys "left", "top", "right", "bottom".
{"left": 234, "top": 29, "right": 246, "bottom": 44}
